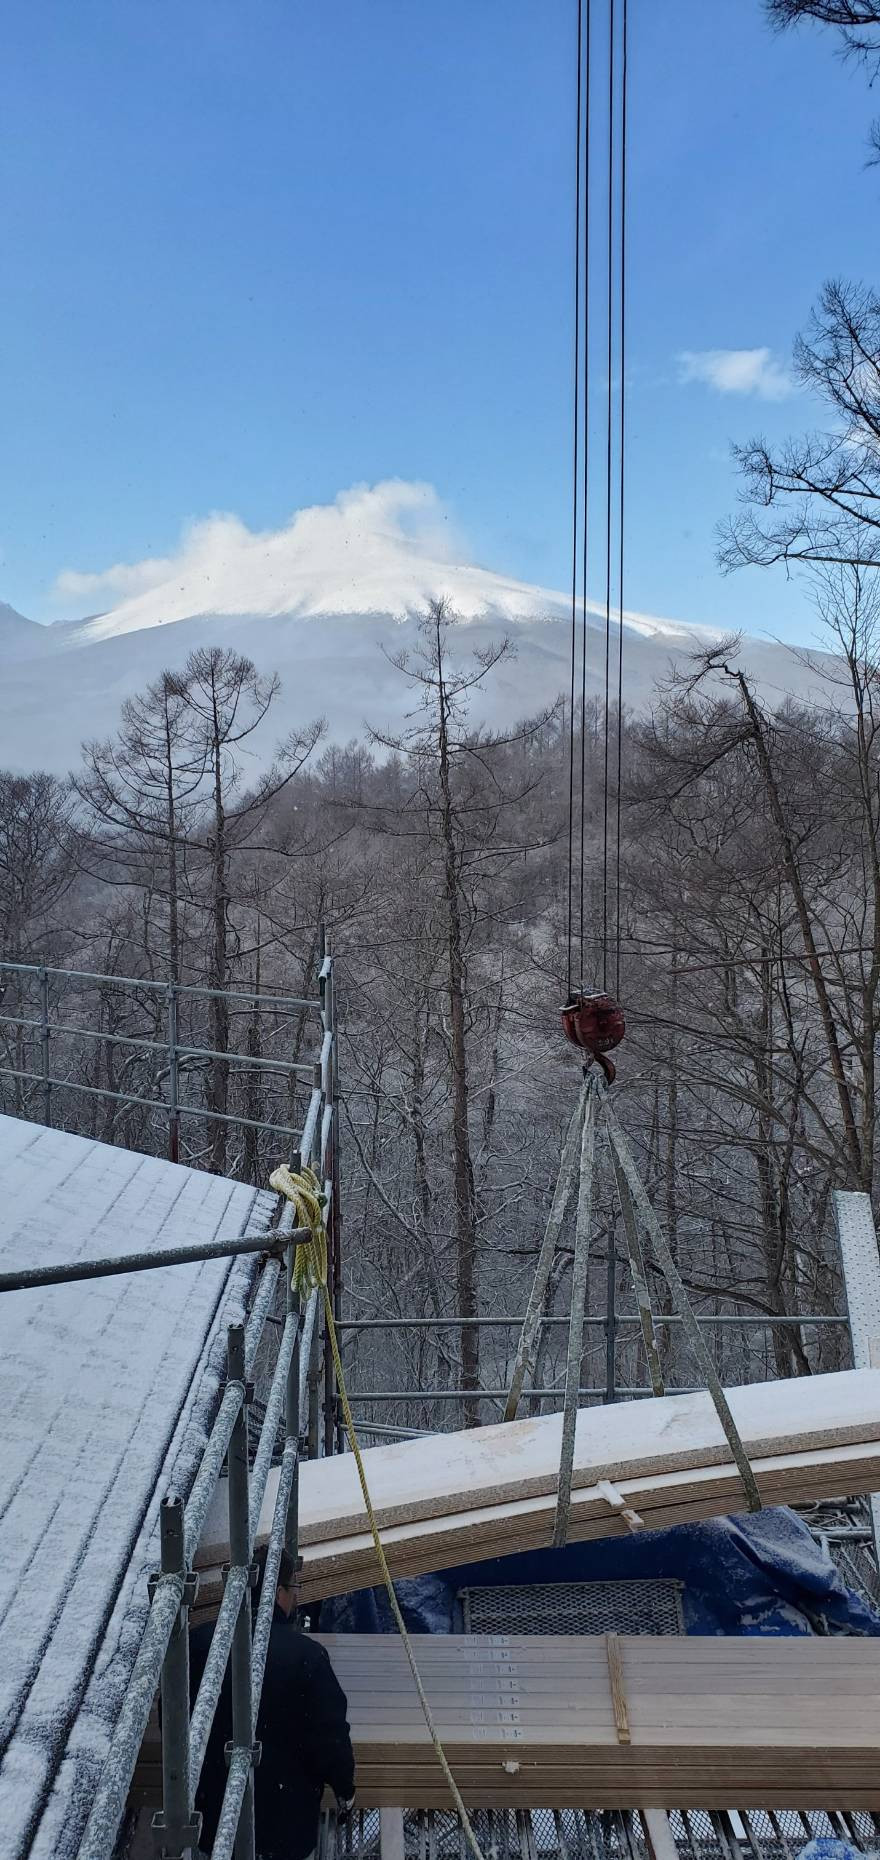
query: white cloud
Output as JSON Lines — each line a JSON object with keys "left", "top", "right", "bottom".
{"left": 53, "top": 478, "right": 714, "bottom": 650}
{"left": 677, "top": 346, "right": 794, "bottom": 401}
{"left": 55, "top": 481, "right": 576, "bottom": 642}
{"left": 55, "top": 482, "right": 460, "bottom": 609}
{"left": 55, "top": 553, "right": 178, "bottom": 602}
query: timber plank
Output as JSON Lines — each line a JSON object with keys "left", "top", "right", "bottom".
{"left": 291, "top": 1453, "right": 880, "bottom": 1601}
{"left": 311, "top": 1634, "right": 880, "bottom": 1803}
{"left": 197, "top": 1368, "right": 880, "bottom": 1565}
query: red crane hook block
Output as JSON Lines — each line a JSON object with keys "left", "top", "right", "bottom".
{"left": 561, "top": 991, "right": 626, "bottom": 1083}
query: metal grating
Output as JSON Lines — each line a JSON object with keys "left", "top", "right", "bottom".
{"left": 320, "top": 1806, "right": 880, "bottom": 1860}
{"left": 458, "top": 1580, "right": 684, "bottom": 1637}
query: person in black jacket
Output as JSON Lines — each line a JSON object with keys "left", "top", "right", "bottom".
{"left": 189, "top": 1548, "right": 355, "bottom": 1860}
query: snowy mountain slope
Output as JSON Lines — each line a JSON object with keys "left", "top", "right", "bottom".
{"left": 0, "top": 600, "right": 56, "bottom": 663}
{"left": 0, "top": 483, "right": 839, "bottom": 772}
{"left": 0, "top": 601, "right": 838, "bottom": 777}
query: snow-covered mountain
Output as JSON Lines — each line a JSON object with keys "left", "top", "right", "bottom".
{"left": 0, "top": 601, "right": 56, "bottom": 663}
{"left": 69, "top": 486, "right": 572, "bottom": 642}
{"left": 0, "top": 483, "right": 837, "bottom": 775}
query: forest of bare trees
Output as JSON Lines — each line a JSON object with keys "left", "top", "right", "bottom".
{"left": 4, "top": 523, "right": 880, "bottom": 1429}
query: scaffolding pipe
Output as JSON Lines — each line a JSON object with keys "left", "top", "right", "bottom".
{"left": 0, "top": 1011, "right": 318, "bottom": 1076}
{"left": 226, "top": 1326, "right": 256, "bottom": 1860}
{"left": 185, "top": 1263, "right": 280, "bottom": 1566}
{"left": 154, "top": 1499, "right": 199, "bottom": 1860}
{"left": 208, "top": 1749, "right": 253, "bottom": 1860}
{"left": 284, "top": 1149, "right": 302, "bottom": 1564}
{"left": 189, "top": 1564, "right": 248, "bottom": 1798}
{"left": 333, "top": 1313, "right": 849, "bottom": 1330}
{"left": 251, "top": 1441, "right": 297, "bottom": 1720}
{"left": 338, "top": 1384, "right": 712, "bottom": 1401}
{"left": 249, "top": 1312, "right": 297, "bottom": 1544}
{"left": 299, "top": 1084, "right": 322, "bottom": 1168}
{"left": 0, "top": 957, "right": 321, "bottom": 1010}
{"left": 0, "top": 1065, "right": 303, "bottom": 1139}
{"left": 167, "top": 984, "right": 180, "bottom": 1164}
{"left": 244, "top": 1260, "right": 282, "bottom": 1381}
{"left": 77, "top": 1570, "right": 187, "bottom": 1860}
{"left": 0, "top": 1227, "right": 293, "bottom": 1296}
{"left": 211, "top": 1410, "right": 299, "bottom": 1860}
{"left": 39, "top": 966, "right": 51, "bottom": 1128}
{"left": 189, "top": 1288, "right": 316, "bottom": 1802}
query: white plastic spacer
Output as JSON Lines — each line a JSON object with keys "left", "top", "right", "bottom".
{"left": 597, "top": 1477, "right": 645, "bottom": 1532}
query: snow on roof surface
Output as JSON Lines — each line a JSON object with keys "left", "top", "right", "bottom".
{"left": 0, "top": 1115, "right": 275, "bottom": 1860}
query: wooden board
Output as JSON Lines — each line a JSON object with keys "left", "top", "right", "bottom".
{"left": 313, "top": 1633, "right": 880, "bottom": 1807}
{"left": 192, "top": 1450, "right": 880, "bottom": 1610}
{"left": 197, "top": 1369, "right": 880, "bottom": 1565}
{"left": 130, "top": 1635, "right": 880, "bottom": 1812}
{"left": 291, "top": 1444, "right": 880, "bottom": 1602}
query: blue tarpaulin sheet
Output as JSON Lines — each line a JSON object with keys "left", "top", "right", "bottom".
{"left": 320, "top": 1507, "right": 880, "bottom": 1638}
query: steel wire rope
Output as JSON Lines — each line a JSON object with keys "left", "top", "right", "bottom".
{"left": 615, "top": 0, "right": 628, "bottom": 1000}
{"left": 601, "top": 0, "right": 617, "bottom": 992}
{"left": 578, "top": 0, "right": 593, "bottom": 986}
{"left": 566, "top": 0, "right": 585, "bottom": 998}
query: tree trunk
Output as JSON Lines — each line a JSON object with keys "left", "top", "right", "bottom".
{"left": 208, "top": 705, "right": 230, "bottom": 1175}
{"left": 436, "top": 635, "right": 480, "bottom": 1424}
{"left": 163, "top": 693, "right": 181, "bottom": 986}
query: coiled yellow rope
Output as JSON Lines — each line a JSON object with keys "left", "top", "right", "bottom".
{"left": 269, "top": 1164, "right": 486, "bottom": 1860}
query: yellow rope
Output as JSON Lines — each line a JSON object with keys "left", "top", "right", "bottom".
{"left": 269, "top": 1164, "right": 328, "bottom": 1297}
{"left": 269, "top": 1164, "right": 487, "bottom": 1860}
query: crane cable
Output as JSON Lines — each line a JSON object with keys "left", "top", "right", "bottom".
{"left": 565, "top": 0, "right": 584, "bottom": 1001}
{"left": 601, "top": 0, "right": 616, "bottom": 991}
{"left": 565, "top": 0, "right": 628, "bottom": 1004}
{"left": 615, "top": 0, "right": 628, "bottom": 1001}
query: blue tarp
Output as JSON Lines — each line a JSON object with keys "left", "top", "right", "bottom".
{"left": 320, "top": 1507, "right": 880, "bottom": 1638}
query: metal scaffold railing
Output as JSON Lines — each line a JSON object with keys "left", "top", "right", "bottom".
{"left": 333, "top": 1308, "right": 854, "bottom": 1429}
{"left": 0, "top": 957, "right": 326, "bottom": 1174}
{"left": 0, "top": 938, "right": 344, "bottom": 1860}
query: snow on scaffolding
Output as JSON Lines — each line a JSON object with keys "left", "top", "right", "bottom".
{"left": 0, "top": 1114, "right": 275, "bottom": 1860}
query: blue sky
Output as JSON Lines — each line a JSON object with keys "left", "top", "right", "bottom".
{"left": 1, "top": 0, "right": 877, "bottom": 641}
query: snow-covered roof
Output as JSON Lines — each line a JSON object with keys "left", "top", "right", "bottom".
{"left": 0, "top": 1114, "right": 275, "bottom": 1860}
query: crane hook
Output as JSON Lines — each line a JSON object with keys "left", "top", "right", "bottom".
{"left": 561, "top": 990, "right": 625, "bottom": 1084}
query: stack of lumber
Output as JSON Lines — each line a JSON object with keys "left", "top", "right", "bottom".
{"left": 315, "top": 1633, "right": 880, "bottom": 1809}
{"left": 195, "top": 1369, "right": 880, "bottom": 1603}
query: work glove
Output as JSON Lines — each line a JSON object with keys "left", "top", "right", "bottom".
{"left": 336, "top": 1796, "right": 356, "bottom": 1824}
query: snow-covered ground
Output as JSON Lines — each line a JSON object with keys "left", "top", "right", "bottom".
{"left": 0, "top": 1115, "right": 274, "bottom": 1860}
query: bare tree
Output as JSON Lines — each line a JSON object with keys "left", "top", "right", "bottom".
{"left": 74, "top": 671, "right": 207, "bottom": 983}
{"left": 766, "top": 0, "right": 880, "bottom": 68}
{"left": 176, "top": 646, "right": 323, "bottom": 1172}
{"left": 361, "top": 599, "right": 556, "bottom": 1422}
{"left": 0, "top": 772, "right": 74, "bottom": 958}
{"left": 721, "top": 283, "right": 880, "bottom": 577}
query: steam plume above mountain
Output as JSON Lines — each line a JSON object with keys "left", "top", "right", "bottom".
{"left": 58, "top": 482, "right": 575, "bottom": 642}
{"left": 0, "top": 481, "right": 835, "bottom": 776}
